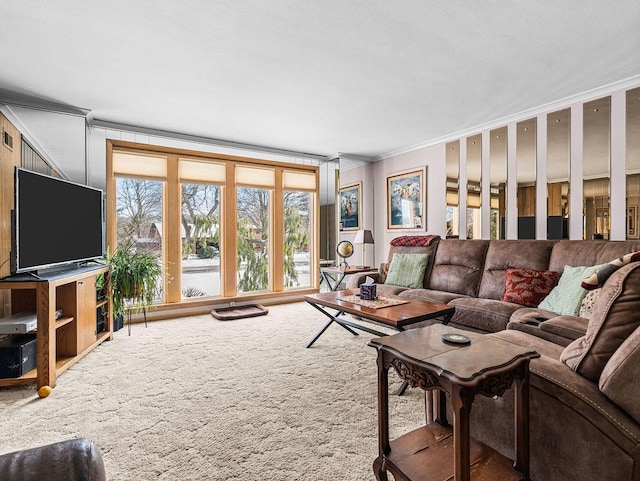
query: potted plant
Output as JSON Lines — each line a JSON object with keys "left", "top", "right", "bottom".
{"left": 106, "top": 247, "right": 164, "bottom": 334}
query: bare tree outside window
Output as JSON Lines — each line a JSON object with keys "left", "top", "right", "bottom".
{"left": 181, "top": 183, "right": 221, "bottom": 298}
{"left": 237, "top": 187, "right": 270, "bottom": 293}
{"left": 284, "top": 191, "right": 310, "bottom": 288}
{"left": 115, "top": 178, "right": 163, "bottom": 253}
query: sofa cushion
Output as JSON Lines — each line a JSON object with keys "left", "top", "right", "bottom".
{"left": 448, "top": 297, "right": 522, "bottom": 333}
{"left": 384, "top": 253, "right": 429, "bottom": 289}
{"left": 398, "top": 288, "right": 468, "bottom": 305}
{"left": 501, "top": 267, "right": 560, "bottom": 307}
{"left": 427, "top": 239, "right": 489, "bottom": 297}
{"left": 548, "top": 239, "right": 640, "bottom": 273}
{"left": 599, "top": 324, "right": 640, "bottom": 424}
{"left": 478, "top": 240, "right": 556, "bottom": 300}
{"left": 538, "top": 264, "right": 603, "bottom": 316}
{"left": 373, "top": 283, "right": 409, "bottom": 297}
{"left": 561, "top": 263, "right": 640, "bottom": 381}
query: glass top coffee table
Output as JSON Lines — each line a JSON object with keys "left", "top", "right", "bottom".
{"left": 303, "top": 289, "right": 455, "bottom": 348}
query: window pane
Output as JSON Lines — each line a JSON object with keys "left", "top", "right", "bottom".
{"left": 115, "top": 177, "right": 164, "bottom": 302}
{"left": 237, "top": 187, "right": 270, "bottom": 293}
{"left": 181, "top": 183, "right": 221, "bottom": 299}
{"left": 284, "top": 191, "right": 311, "bottom": 289}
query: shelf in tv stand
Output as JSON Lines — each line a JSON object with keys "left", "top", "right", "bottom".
{"left": 0, "top": 331, "right": 111, "bottom": 388}
{"left": 0, "top": 265, "right": 112, "bottom": 391}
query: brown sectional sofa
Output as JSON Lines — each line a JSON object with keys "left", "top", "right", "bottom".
{"left": 348, "top": 237, "right": 640, "bottom": 481}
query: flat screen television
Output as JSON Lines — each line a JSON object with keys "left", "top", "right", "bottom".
{"left": 12, "top": 167, "right": 105, "bottom": 274}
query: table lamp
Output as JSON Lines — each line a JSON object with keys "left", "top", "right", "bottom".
{"left": 353, "top": 229, "right": 374, "bottom": 268}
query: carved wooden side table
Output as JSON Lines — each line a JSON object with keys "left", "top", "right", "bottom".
{"left": 368, "top": 324, "right": 540, "bottom": 481}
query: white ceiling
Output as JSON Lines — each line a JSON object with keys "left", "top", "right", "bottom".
{"left": 0, "top": 1, "right": 639, "bottom": 159}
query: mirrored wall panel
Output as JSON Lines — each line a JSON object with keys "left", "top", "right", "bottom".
{"left": 626, "top": 87, "right": 640, "bottom": 240}
{"left": 466, "top": 135, "right": 482, "bottom": 239}
{"left": 547, "top": 108, "right": 570, "bottom": 239}
{"left": 516, "top": 118, "right": 536, "bottom": 238}
{"left": 490, "top": 127, "right": 507, "bottom": 239}
{"left": 583, "top": 96, "right": 611, "bottom": 240}
{"left": 319, "top": 161, "right": 338, "bottom": 261}
{"left": 446, "top": 140, "right": 460, "bottom": 237}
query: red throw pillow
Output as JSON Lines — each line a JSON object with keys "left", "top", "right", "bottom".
{"left": 502, "top": 267, "right": 561, "bottom": 307}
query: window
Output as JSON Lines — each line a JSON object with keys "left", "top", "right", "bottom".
{"left": 115, "top": 176, "right": 164, "bottom": 302}
{"left": 284, "top": 191, "right": 311, "bottom": 289}
{"left": 181, "top": 182, "right": 221, "bottom": 298}
{"left": 237, "top": 187, "right": 271, "bottom": 294}
{"left": 107, "top": 144, "right": 318, "bottom": 307}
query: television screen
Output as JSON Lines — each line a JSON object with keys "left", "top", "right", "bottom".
{"left": 13, "top": 168, "right": 104, "bottom": 274}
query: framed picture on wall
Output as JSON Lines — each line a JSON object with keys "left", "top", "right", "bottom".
{"left": 628, "top": 206, "right": 638, "bottom": 239}
{"left": 386, "top": 168, "right": 425, "bottom": 230}
{"left": 339, "top": 182, "right": 361, "bottom": 231}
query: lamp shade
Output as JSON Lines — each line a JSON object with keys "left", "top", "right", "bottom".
{"left": 353, "top": 229, "right": 374, "bottom": 244}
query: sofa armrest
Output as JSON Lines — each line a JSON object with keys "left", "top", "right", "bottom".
{"left": 0, "top": 438, "right": 106, "bottom": 481}
{"left": 539, "top": 315, "right": 588, "bottom": 341}
{"left": 507, "top": 309, "right": 587, "bottom": 347}
{"left": 346, "top": 272, "right": 381, "bottom": 289}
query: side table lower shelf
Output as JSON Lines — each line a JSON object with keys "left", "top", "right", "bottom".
{"left": 377, "top": 423, "right": 522, "bottom": 481}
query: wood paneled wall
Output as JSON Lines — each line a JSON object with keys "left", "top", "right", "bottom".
{"left": 0, "top": 114, "right": 21, "bottom": 317}
{"left": 517, "top": 186, "right": 536, "bottom": 217}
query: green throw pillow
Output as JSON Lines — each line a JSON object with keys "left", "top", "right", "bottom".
{"left": 538, "top": 264, "right": 604, "bottom": 316}
{"left": 384, "top": 253, "right": 429, "bottom": 289}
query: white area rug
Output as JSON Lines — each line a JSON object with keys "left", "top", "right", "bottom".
{"left": 0, "top": 302, "right": 425, "bottom": 480}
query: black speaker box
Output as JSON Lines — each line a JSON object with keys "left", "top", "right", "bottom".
{"left": 0, "top": 334, "right": 37, "bottom": 378}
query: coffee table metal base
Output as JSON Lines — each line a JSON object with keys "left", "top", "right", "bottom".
{"left": 305, "top": 302, "right": 390, "bottom": 348}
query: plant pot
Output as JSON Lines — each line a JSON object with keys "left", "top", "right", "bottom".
{"left": 113, "top": 314, "right": 124, "bottom": 332}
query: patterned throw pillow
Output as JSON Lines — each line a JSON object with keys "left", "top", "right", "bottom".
{"left": 501, "top": 268, "right": 560, "bottom": 307}
{"left": 384, "top": 253, "right": 430, "bottom": 289}
{"left": 581, "top": 251, "right": 640, "bottom": 290}
{"left": 579, "top": 288, "right": 601, "bottom": 319}
{"left": 538, "top": 264, "right": 605, "bottom": 316}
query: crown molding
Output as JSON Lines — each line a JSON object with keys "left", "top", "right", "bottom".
{"left": 378, "top": 74, "right": 640, "bottom": 161}
{"left": 90, "top": 118, "right": 327, "bottom": 163}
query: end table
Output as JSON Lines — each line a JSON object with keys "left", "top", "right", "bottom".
{"left": 368, "top": 324, "right": 540, "bottom": 481}
{"left": 319, "top": 266, "right": 377, "bottom": 291}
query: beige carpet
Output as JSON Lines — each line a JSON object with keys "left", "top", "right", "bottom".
{"left": 0, "top": 302, "right": 426, "bottom": 480}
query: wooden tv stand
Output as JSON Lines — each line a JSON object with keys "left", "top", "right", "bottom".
{"left": 0, "top": 264, "right": 112, "bottom": 390}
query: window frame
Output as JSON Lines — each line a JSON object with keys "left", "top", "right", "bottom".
{"left": 106, "top": 140, "right": 320, "bottom": 309}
